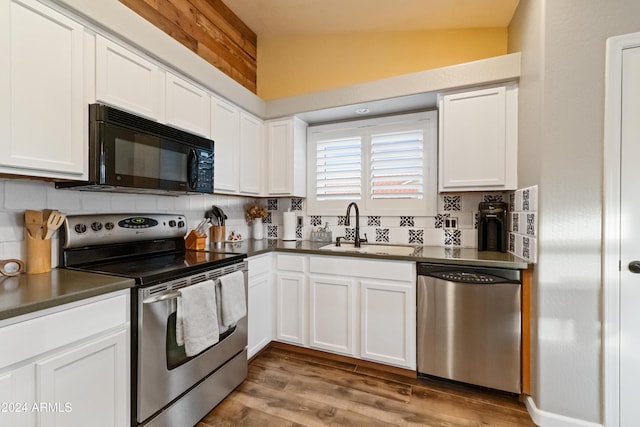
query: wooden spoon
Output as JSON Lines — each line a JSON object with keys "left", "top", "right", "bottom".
{"left": 24, "top": 210, "right": 43, "bottom": 239}
{"left": 43, "top": 211, "right": 65, "bottom": 240}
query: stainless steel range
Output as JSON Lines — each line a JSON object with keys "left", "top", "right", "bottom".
{"left": 60, "top": 213, "right": 248, "bottom": 427}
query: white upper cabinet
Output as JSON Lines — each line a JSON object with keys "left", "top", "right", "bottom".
{"left": 438, "top": 83, "right": 518, "bottom": 192}
{"left": 95, "top": 34, "right": 164, "bottom": 121}
{"left": 165, "top": 72, "right": 210, "bottom": 137}
{"left": 239, "top": 112, "right": 263, "bottom": 195}
{"left": 211, "top": 95, "right": 240, "bottom": 193}
{"left": 211, "top": 95, "right": 264, "bottom": 195}
{"left": 266, "top": 117, "right": 307, "bottom": 197}
{"left": 0, "top": 0, "right": 86, "bottom": 180}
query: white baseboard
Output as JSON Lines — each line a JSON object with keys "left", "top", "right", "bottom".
{"left": 525, "top": 396, "right": 603, "bottom": 427}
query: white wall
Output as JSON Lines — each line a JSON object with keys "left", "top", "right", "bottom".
{"left": 509, "top": 0, "right": 640, "bottom": 423}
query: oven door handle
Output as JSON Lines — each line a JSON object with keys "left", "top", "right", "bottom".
{"left": 143, "top": 290, "right": 182, "bottom": 304}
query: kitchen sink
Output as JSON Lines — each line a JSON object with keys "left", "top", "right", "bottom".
{"left": 318, "top": 243, "right": 417, "bottom": 256}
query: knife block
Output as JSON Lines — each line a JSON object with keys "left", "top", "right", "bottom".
{"left": 185, "top": 230, "right": 206, "bottom": 250}
{"left": 26, "top": 234, "right": 51, "bottom": 274}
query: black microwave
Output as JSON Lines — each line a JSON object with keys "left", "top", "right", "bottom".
{"left": 56, "top": 103, "right": 214, "bottom": 195}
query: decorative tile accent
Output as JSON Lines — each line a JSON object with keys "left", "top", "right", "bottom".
{"left": 310, "top": 216, "right": 322, "bottom": 226}
{"left": 264, "top": 211, "right": 272, "bottom": 224}
{"left": 400, "top": 216, "right": 415, "bottom": 227}
{"left": 376, "top": 228, "right": 390, "bottom": 243}
{"left": 267, "top": 225, "right": 278, "bottom": 238}
{"left": 509, "top": 233, "right": 515, "bottom": 253}
{"left": 484, "top": 194, "right": 504, "bottom": 203}
{"left": 512, "top": 213, "right": 519, "bottom": 233}
{"left": 368, "top": 216, "right": 381, "bottom": 227}
{"left": 474, "top": 212, "right": 479, "bottom": 229}
{"left": 338, "top": 216, "right": 347, "bottom": 226}
{"left": 523, "top": 189, "right": 530, "bottom": 211}
{"left": 509, "top": 192, "right": 516, "bottom": 211}
{"left": 290, "top": 198, "right": 303, "bottom": 211}
{"left": 408, "top": 229, "right": 424, "bottom": 244}
{"left": 296, "top": 226, "right": 303, "bottom": 239}
{"left": 267, "top": 199, "right": 278, "bottom": 211}
{"left": 523, "top": 236, "right": 530, "bottom": 260}
{"left": 443, "top": 195, "right": 461, "bottom": 211}
{"left": 345, "top": 227, "right": 355, "bottom": 241}
{"left": 526, "top": 213, "right": 536, "bottom": 236}
{"left": 444, "top": 229, "right": 462, "bottom": 246}
{"left": 434, "top": 213, "right": 451, "bottom": 228}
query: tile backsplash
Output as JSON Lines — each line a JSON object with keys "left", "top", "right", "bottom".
{"left": 0, "top": 177, "right": 537, "bottom": 266}
{"left": 262, "top": 192, "right": 510, "bottom": 248}
{"left": 508, "top": 185, "right": 538, "bottom": 263}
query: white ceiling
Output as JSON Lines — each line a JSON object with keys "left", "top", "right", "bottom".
{"left": 222, "top": 0, "right": 520, "bottom": 37}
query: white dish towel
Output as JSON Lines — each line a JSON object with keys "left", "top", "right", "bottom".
{"left": 176, "top": 279, "right": 220, "bottom": 357}
{"left": 219, "top": 271, "right": 246, "bottom": 327}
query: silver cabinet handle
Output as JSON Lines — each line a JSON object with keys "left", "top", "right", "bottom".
{"left": 143, "top": 291, "right": 181, "bottom": 304}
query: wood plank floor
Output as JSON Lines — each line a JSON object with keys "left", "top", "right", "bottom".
{"left": 198, "top": 345, "right": 536, "bottom": 427}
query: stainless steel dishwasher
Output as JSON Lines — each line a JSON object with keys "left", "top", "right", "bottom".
{"left": 417, "top": 263, "right": 522, "bottom": 393}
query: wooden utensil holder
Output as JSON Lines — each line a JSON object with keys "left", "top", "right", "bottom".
{"left": 185, "top": 230, "right": 207, "bottom": 250}
{"left": 26, "top": 234, "right": 51, "bottom": 274}
{"left": 210, "top": 226, "right": 226, "bottom": 244}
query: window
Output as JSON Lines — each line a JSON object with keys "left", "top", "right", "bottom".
{"left": 307, "top": 111, "right": 437, "bottom": 215}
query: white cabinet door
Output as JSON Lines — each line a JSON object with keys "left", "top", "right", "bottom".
{"left": 438, "top": 83, "right": 517, "bottom": 192}
{"left": 248, "top": 265, "right": 273, "bottom": 358}
{"left": 266, "top": 118, "right": 307, "bottom": 197}
{"left": 239, "top": 112, "right": 263, "bottom": 195}
{"left": 36, "top": 329, "right": 128, "bottom": 427}
{"left": 165, "top": 72, "right": 210, "bottom": 137}
{"left": 360, "top": 279, "right": 416, "bottom": 369}
{"left": 211, "top": 95, "right": 239, "bottom": 194}
{"left": 276, "top": 272, "right": 307, "bottom": 345}
{"left": 0, "top": 0, "right": 85, "bottom": 180}
{"left": 95, "top": 35, "right": 163, "bottom": 120}
{"left": 309, "top": 275, "right": 356, "bottom": 356}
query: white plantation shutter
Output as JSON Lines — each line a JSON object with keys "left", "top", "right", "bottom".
{"left": 307, "top": 111, "right": 437, "bottom": 215}
{"left": 370, "top": 130, "right": 424, "bottom": 199}
{"left": 315, "top": 136, "right": 362, "bottom": 200}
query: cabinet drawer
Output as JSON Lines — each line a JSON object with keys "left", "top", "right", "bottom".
{"left": 276, "top": 254, "right": 306, "bottom": 272}
{"left": 310, "top": 256, "right": 414, "bottom": 281}
{"left": 248, "top": 254, "right": 273, "bottom": 277}
{"left": 0, "top": 293, "right": 129, "bottom": 369}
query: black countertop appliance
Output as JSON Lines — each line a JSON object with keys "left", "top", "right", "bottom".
{"left": 478, "top": 201, "right": 508, "bottom": 252}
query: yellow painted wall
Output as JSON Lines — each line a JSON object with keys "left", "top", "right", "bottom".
{"left": 257, "top": 28, "right": 508, "bottom": 100}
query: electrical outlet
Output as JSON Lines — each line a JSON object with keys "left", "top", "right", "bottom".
{"left": 444, "top": 217, "right": 458, "bottom": 229}
{"left": 297, "top": 216, "right": 304, "bottom": 227}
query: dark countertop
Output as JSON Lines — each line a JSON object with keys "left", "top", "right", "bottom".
{"left": 0, "top": 239, "right": 526, "bottom": 323}
{"left": 0, "top": 269, "right": 134, "bottom": 322}
{"left": 208, "top": 239, "right": 530, "bottom": 270}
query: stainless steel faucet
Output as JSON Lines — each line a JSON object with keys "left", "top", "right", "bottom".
{"left": 345, "top": 202, "right": 367, "bottom": 248}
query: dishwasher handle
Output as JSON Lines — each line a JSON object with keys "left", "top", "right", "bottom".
{"left": 425, "top": 270, "right": 519, "bottom": 284}
{"left": 417, "top": 263, "right": 521, "bottom": 284}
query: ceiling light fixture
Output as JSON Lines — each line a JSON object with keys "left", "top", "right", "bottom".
{"left": 355, "top": 108, "right": 370, "bottom": 115}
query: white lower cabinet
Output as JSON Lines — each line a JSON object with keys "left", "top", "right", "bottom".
{"left": 275, "top": 254, "right": 416, "bottom": 370}
{"left": 247, "top": 254, "right": 274, "bottom": 358}
{"left": 275, "top": 254, "right": 308, "bottom": 346}
{"left": 360, "top": 279, "right": 415, "bottom": 368}
{"left": 309, "top": 275, "right": 356, "bottom": 356}
{"left": 0, "top": 291, "right": 130, "bottom": 427}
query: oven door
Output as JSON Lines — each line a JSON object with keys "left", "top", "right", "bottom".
{"left": 136, "top": 265, "right": 247, "bottom": 424}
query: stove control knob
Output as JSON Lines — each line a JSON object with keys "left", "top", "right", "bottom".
{"left": 178, "top": 220, "right": 185, "bottom": 228}
{"left": 168, "top": 220, "right": 177, "bottom": 228}
{"left": 74, "top": 223, "right": 87, "bottom": 234}
{"left": 91, "top": 222, "right": 102, "bottom": 232}
{"left": 105, "top": 222, "right": 114, "bottom": 231}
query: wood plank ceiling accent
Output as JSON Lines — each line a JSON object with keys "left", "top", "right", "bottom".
{"left": 118, "top": 0, "right": 257, "bottom": 94}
